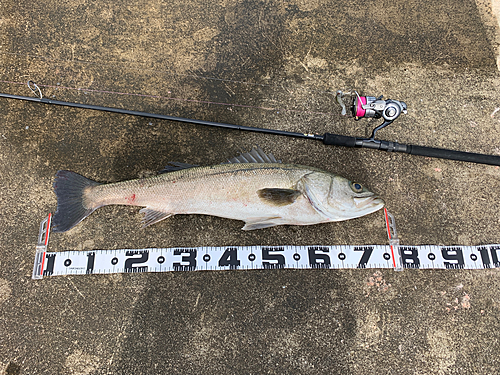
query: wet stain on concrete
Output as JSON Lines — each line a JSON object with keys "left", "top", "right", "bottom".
{"left": 4, "top": 362, "right": 21, "bottom": 375}
{"left": 113, "top": 270, "right": 357, "bottom": 374}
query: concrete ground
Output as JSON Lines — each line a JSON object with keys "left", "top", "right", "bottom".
{"left": 1, "top": 0, "right": 500, "bottom": 373}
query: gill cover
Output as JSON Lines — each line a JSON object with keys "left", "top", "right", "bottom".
{"left": 298, "top": 172, "right": 381, "bottom": 221}
{"left": 297, "top": 172, "right": 334, "bottom": 219}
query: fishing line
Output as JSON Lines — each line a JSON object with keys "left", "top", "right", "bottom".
{"left": 0, "top": 79, "right": 337, "bottom": 117}
{"left": 0, "top": 87, "right": 322, "bottom": 139}
{"left": 1, "top": 51, "right": 336, "bottom": 95}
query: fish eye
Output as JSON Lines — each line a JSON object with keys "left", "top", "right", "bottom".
{"left": 350, "top": 182, "right": 364, "bottom": 193}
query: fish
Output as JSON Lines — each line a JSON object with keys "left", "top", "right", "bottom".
{"left": 51, "top": 147, "right": 385, "bottom": 232}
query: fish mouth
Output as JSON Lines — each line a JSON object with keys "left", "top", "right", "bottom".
{"left": 353, "top": 195, "right": 385, "bottom": 210}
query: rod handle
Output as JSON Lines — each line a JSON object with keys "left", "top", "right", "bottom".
{"left": 322, "top": 133, "right": 357, "bottom": 147}
{"left": 323, "top": 132, "right": 500, "bottom": 166}
{"left": 407, "top": 145, "right": 500, "bottom": 166}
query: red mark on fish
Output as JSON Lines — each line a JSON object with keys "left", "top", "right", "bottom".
{"left": 125, "top": 194, "right": 136, "bottom": 204}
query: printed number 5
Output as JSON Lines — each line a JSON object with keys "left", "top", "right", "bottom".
{"left": 262, "top": 247, "right": 285, "bottom": 269}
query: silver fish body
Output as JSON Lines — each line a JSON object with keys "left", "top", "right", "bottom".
{"left": 52, "top": 150, "right": 384, "bottom": 232}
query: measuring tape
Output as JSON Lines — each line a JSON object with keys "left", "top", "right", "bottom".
{"left": 32, "top": 209, "right": 500, "bottom": 279}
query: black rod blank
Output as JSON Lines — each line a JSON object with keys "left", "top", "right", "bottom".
{"left": 0, "top": 93, "right": 321, "bottom": 140}
{"left": 2, "top": 92, "right": 500, "bottom": 166}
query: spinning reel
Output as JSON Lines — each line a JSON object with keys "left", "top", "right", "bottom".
{"left": 336, "top": 91, "right": 407, "bottom": 139}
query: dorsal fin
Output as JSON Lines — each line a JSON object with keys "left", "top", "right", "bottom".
{"left": 160, "top": 147, "right": 279, "bottom": 173}
{"left": 160, "top": 162, "right": 199, "bottom": 174}
{"left": 225, "top": 146, "right": 281, "bottom": 164}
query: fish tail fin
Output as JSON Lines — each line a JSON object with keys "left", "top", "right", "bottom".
{"left": 52, "top": 170, "right": 101, "bottom": 232}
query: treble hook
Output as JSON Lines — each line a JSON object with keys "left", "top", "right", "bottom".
{"left": 27, "top": 80, "right": 43, "bottom": 99}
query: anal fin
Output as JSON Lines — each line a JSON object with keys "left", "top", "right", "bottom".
{"left": 139, "top": 208, "right": 173, "bottom": 228}
{"left": 242, "top": 217, "right": 283, "bottom": 231}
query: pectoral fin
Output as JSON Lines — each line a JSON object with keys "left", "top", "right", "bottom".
{"left": 257, "top": 188, "right": 301, "bottom": 206}
{"left": 139, "top": 208, "right": 173, "bottom": 228}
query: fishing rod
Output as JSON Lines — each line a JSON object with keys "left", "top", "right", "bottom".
{"left": 1, "top": 82, "right": 500, "bottom": 166}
